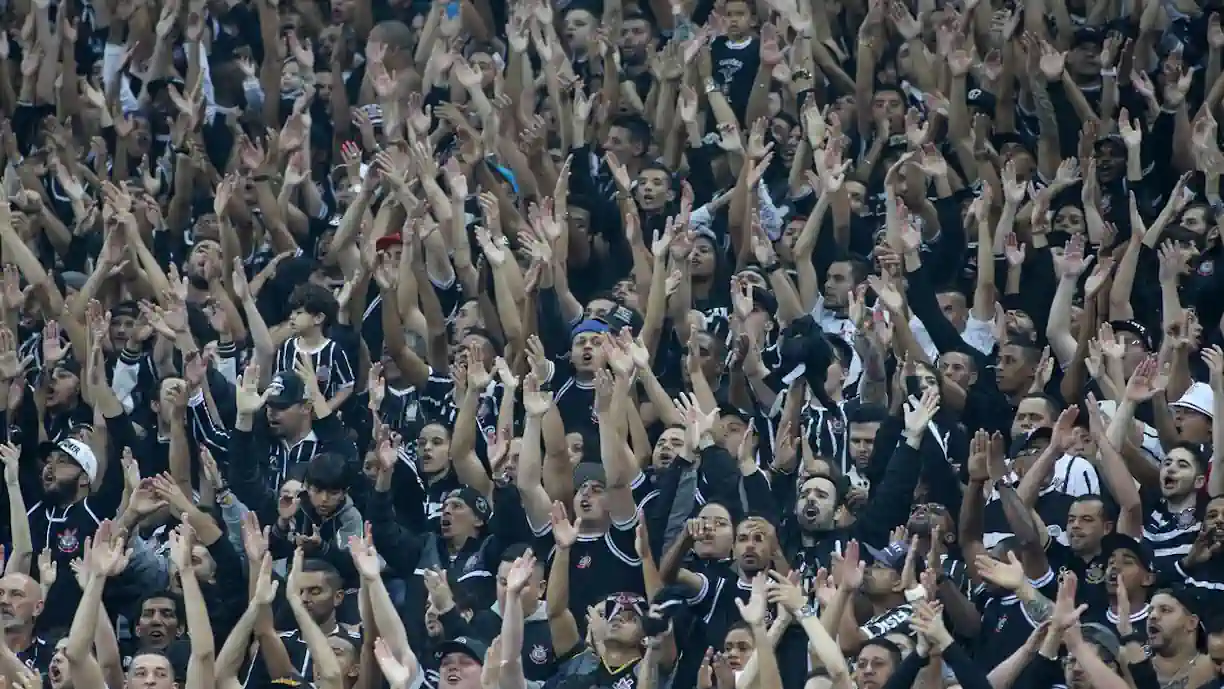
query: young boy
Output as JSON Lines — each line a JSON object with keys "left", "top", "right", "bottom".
{"left": 276, "top": 283, "right": 357, "bottom": 410}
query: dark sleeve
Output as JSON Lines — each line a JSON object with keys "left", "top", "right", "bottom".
{"left": 1014, "top": 654, "right": 1064, "bottom": 689}
{"left": 696, "top": 444, "right": 741, "bottom": 510}
{"left": 853, "top": 441, "right": 924, "bottom": 549}
{"left": 365, "top": 486, "right": 425, "bottom": 577}
{"left": 636, "top": 463, "right": 681, "bottom": 561}
{"left": 905, "top": 263, "right": 970, "bottom": 356}
{"left": 203, "top": 535, "right": 247, "bottom": 645}
{"left": 95, "top": 411, "right": 135, "bottom": 516}
{"left": 535, "top": 287, "right": 573, "bottom": 361}
{"left": 684, "top": 144, "right": 719, "bottom": 204}
{"left": 940, "top": 642, "right": 993, "bottom": 689}
{"left": 489, "top": 484, "right": 532, "bottom": 555}
{"left": 438, "top": 607, "right": 477, "bottom": 639}
{"left": 879, "top": 650, "right": 928, "bottom": 689}
{"left": 921, "top": 197, "right": 969, "bottom": 285}
{"left": 11, "top": 103, "right": 55, "bottom": 155}
{"left": 1126, "top": 657, "right": 1161, "bottom": 689}
{"left": 1001, "top": 248, "right": 1058, "bottom": 341}
{"left": 742, "top": 470, "right": 778, "bottom": 525}
{"left": 225, "top": 427, "right": 276, "bottom": 520}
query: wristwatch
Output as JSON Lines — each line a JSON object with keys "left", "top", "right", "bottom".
{"left": 704, "top": 77, "right": 719, "bottom": 94}
{"left": 796, "top": 604, "right": 818, "bottom": 619}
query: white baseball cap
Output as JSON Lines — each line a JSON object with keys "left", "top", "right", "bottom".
{"left": 56, "top": 438, "right": 98, "bottom": 484}
{"left": 1170, "top": 382, "right": 1215, "bottom": 420}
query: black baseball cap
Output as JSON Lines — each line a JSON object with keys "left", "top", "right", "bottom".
{"left": 436, "top": 636, "right": 488, "bottom": 664}
{"left": 1109, "top": 320, "right": 1154, "bottom": 351}
{"left": 266, "top": 371, "right": 309, "bottom": 409}
{"left": 1101, "top": 533, "right": 1157, "bottom": 573}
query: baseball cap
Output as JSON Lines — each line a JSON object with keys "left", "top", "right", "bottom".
{"left": 1008, "top": 426, "right": 1053, "bottom": 458}
{"left": 445, "top": 487, "right": 493, "bottom": 524}
{"left": 266, "top": 372, "right": 309, "bottom": 409}
{"left": 1170, "top": 382, "right": 1214, "bottom": 419}
{"left": 1080, "top": 623, "right": 1122, "bottom": 662}
{"left": 573, "top": 462, "right": 607, "bottom": 489}
{"left": 967, "top": 88, "right": 996, "bottom": 117}
{"left": 1100, "top": 533, "right": 1157, "bottom": 573}
{"left": 436, "top": 636, "right": 488, "bottom": 664}
{"left": 864, "top": 540, "right": 910, "bottom": 571}
{"left": 55, "top": 438, "right": 98, "bottom": 483}
{"left": 375, "top": 234, "right": 402, "bottom": 252}
{"left": 605, "top": 305, "right": 644, "bottom": 336}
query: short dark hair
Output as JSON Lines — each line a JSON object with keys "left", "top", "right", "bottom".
{"left": 1071, "top": 493, "right": 1117, "bottom": 521}
{"left": 860, "top": 638, "right": 903, "bottom": 668}
{"left": 1167, "top": 441, "right": 1210, "bottom": 475}
{"left": 301, "top": 559, "right": 344, "bottom": 591}
{"left": 609, "top": 114, "right": 651, "bottom": 152}
{"left": 305, "top": 452, "right": 352, "bottom": 492}
{"left": 288, "top": 283, "right": 338, "bottom": 328}
{"left": 830, "top": 253, "right": 871, "bottom": 285}
{"left": 1021, "top": 392, "right": 1063, "bottom": 417}
{"left": 136, "top": 590, "right": 186, "bottom": 624}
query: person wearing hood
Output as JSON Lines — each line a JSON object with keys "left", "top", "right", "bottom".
{"left": 270, "top": 451, "right": 367, "bottom": 587}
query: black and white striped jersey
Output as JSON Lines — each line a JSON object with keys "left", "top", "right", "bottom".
{"left": 274, "top": 336, "right": 356, "bottom": 401}
{"left": 1142, "top": 491, "right": 1203, "bottom": 570}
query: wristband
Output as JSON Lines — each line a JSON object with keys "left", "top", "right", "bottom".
{"left": 762, "top": 260, "right": 782, "bottom": 273}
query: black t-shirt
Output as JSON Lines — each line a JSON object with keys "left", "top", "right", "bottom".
{"left": 1046, "top": 539, "right": 1110, "bottom": 612}
{"left": 709, "top": 36, "right": 759, "bottom": 123}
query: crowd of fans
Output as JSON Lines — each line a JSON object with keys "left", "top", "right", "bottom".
{"left": 0, "top": 0, "right": 1223, "bottom": 686}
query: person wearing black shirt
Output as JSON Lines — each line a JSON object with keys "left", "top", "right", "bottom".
{"left": 1043, "top": 495, "right": 1116, "bottom": 612}
{"left": 1145, "top": 587, "right": 1215, "bottom": 689}
{"left": 1087, "top": 533, "right": 1157, "bottom": 641}
{"left": 246, "top": 559, "right": 354, "bottom": 684}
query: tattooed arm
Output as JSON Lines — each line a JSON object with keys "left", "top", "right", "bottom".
{"left": 1030, "top": 77, "right": 1062, "bottom": 181}
{"left": 1016, "top": 579, "right": 1055, "bottom": 626}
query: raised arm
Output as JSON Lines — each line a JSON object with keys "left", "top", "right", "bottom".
{"left": 349, "top": 526, "right": 419, "bottom": 679}
{"left": 517, "top": 375, "right": 558, "bottom": 530}
{"left": 216, "top": 553, "right": 279, "bottom": 689}
{"left": 545, "top": 501, "right": 582, "bottom": 656}
{"left": 170, "top": 521, "right": 215, "bottom": 689}
{"left": 0, "top": 443, "right": 31, "bottom": 575}
{"left": 286, "top": 547, "right": 344, "bottom": 689}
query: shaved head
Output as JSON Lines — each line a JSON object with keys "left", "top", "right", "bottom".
{"left": 0, "top": 572, "right": 44, "bottom": 629}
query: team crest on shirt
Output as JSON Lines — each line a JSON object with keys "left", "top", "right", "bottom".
{"left": 58, "top": 528, "right": 79, "bottom": 554}
{"left": 577, "top": 555, "right": 592, "bottom": 569}
{"left": 829, "top": 417, "right": 844, "bottom": 434}
{"left": 1177, "top": 510, "right": 1197, "bottom": 528}
{"left": 316, "top": 365, "right": 331, "bottom": 382}
{"left": 613, "top": 677, "right": 634, "bottom": 689}
{"left": 464, "top": 555, "right": 480, "bottom": 573}
{"left": 1085, "top": 562, "right": 1106, "bottom": 585}
{"left": 1049, "top": 477, "right": 1065, "bottom": 492}
{"left": 529, "top": 645, "right": 548, "bottom": 664}
{"left": 1199, "top": 260, "right": 1214, "bottom": 276}
{"left": 996, "top": 614, "right": 1007, "bottom": 632}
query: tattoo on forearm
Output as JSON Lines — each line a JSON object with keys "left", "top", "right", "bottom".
{"left": 1022, "top": 593, "right": 1054, "bottom": 624}
{"left": 1031, "top": 83, "right": 1059, "bottom": 133}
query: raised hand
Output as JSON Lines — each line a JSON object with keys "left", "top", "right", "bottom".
{"left": 550, "top": 501, "right": 580, "bottom": 548}
{"left": 348, "top": 522, "right": 382, "bottom": 579}
{"left": 974, "top": 551, "right": 1025, "bottom": 591}
{"left": 735, "top": 573, "right": 769, "bottom": 626}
